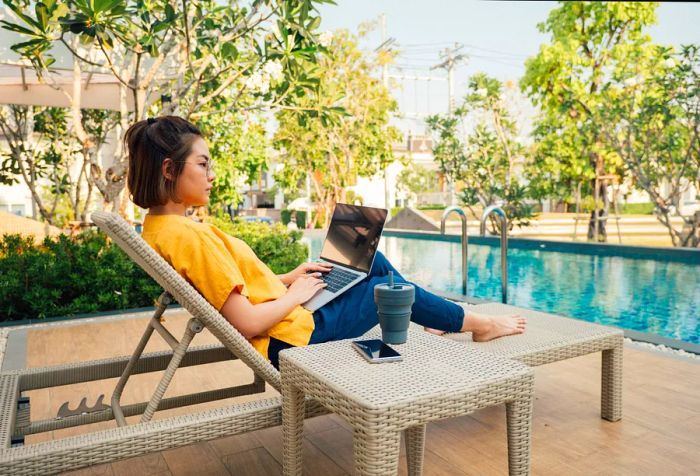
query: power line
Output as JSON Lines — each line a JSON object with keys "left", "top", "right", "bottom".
{"left": 399, "top": 42, "right": 454, "bottom": 48}
{"left": 462, "top": 44, "right": 529, "bottom": 59}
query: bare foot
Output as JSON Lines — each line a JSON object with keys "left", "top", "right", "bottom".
{"left": 462, "top": 310, "right": 527, "bottom": 342}
{"left": 424, "top": 327, "right": 447, "bottom": 336}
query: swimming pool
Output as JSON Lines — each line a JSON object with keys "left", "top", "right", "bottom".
{"left": 304, "top": 232, "right": 700, "bottom": 347}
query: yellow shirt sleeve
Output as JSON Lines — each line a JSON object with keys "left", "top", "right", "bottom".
{"left": 158, "top": 223, "right": 248, "bottom": 310}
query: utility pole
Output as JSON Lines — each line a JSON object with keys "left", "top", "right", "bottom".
{"left": 432, "top": 43, "right": 467, "bottom": 204}
{"left": 380, "top": 14, "right": 388, "bottom": 90}
{"left": 431, "top": 43, "right": 466, "bottom": 114}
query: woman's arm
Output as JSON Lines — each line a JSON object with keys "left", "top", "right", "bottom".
{"left": 220, "top": 275, "right": 327, "bottom": 339}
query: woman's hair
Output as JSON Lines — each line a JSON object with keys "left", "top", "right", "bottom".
{"left": 125, "top": 116, "right": 202, "bottom": 208}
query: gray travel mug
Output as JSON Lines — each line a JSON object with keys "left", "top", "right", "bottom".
{"left": 374, "top": 271, "right": 415, "bottom": 344}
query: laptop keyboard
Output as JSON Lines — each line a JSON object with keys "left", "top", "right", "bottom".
{"left": 321, "top": 267, "right": 360, "bottom": 293}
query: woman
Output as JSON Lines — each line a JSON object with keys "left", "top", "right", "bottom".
{"left": 126, "top": 116, "right": 526, "bottom": 368}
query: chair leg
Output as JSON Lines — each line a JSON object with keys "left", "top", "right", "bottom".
{"left": 506, "top": 380, "right": 534, "bottom": 476}
{"left": 353, "top": 428, "right": 401, "bottom": 476}
{"left": 601, "top": 340, "right": 623, "bottom": 422}
{"left": 141, "top": 318, "right": 200, "bottom": 423}
{"left": 405, "top": 424, "right": 426, "bottom": 476}
{"left": 112, "top": 321, "right": 156, "bottom": 426}
{"left": 282, "top": 381, "right": 305, "bottom": 476}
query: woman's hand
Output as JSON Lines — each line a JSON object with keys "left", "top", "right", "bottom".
{"left": 279, "top": 262, "right": 333, "bottom": 286}
{"left": 285, "top": 275, "right": 327, "bottom": 304}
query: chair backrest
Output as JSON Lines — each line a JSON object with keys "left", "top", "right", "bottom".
{"left": 92, "top": 211, "right": 282, "bottom": 390}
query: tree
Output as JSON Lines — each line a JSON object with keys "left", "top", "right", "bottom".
{"left": 602, "top": 45, "right": 700, "bottom": 247}
{"left": 396, "top": 163, "right": 436, "bottom": 205}
{"left": 426, "top": 73, "right": 534, "bottom": 231}
{"left": 195, "top": 111, "right": 271, "bottom": 212}
{"left": 522, "top": 1, "right": 699, "bottom": 247}
{"left": 3, "top": 0, "right": 334, "bottom": 214}
{"left": 0, "top": 105, "right": 118, "bottom": 225}
{"left": 521, "top": 2, "right": 658, "bottom": 241}
{"left": 0, "top": 105, "right": 56, "bottom": 223}
{"left": 273, "top": 27, "right": 401, "bottom": 227}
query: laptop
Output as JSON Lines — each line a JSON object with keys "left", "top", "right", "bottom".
{"left": 302, "top": 203, "right": 388, "bottom": 312}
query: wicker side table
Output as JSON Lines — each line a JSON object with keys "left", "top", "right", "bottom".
{"left": 280, "top": 329, "right": 535, "bottom": 476}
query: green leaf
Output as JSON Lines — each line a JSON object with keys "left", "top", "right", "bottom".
{"left": 151, "top": 20, "right": 169, "bottom": 33}
{"left": 221, "top": 42, "right": 238, "bottom": 60}
{"left": 307, "top": 16, "right": 321, "bottom": 32}
{"left": 0, "top": 21, "right": 41, "bottom": 37}
{"left": 10, "top": 38, "right": 47, "bottom": 52}
{"left": 35, "top": 3, "right": 50, "bottom": 30}
{"left": 164, "top": 3, "right": 175, "bottom": 21}
{"left": 92, "top": 0, "right": 123, "bottom": 14}
{"left": 4, "top": 2, "right": 41, "bottom": 30}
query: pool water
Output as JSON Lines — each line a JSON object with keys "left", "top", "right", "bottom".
{"left": 305, "top": 235, "right": 700, "bottom": 345}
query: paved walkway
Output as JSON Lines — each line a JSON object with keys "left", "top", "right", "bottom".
{"left": 423, "top": 211, "right": 680, "bottom": 247}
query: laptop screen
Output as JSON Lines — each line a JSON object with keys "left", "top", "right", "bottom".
{"left": 320, "top": 204, "right": 388, "bottom": 273}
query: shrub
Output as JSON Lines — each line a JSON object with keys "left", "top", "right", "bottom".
{"left": 619, "top": 202, "right": 655, "bottom": 215}
{"left": 0, "top": 231, "right": 162, "bottom": 322}
{"left": 208, "top": 216, "right": 308, "bottom": 274}
{"left": 280, "top": 208, "right": 293, "bottom": 225}
{"left": 295, "top": 210, "right": 307, "bottom": 229}
{"left": 0, "top": 218, "right": 310, "bottom": 322}
{"left": 417, "top": 204, "right": 447, "bottom": 210}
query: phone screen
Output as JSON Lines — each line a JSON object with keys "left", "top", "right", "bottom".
{"left": 353, "top": 339, "right": 401, "bottom": 360}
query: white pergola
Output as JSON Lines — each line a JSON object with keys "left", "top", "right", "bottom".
{"left": 0, "top": 62, "right": 141, "bottom": 111}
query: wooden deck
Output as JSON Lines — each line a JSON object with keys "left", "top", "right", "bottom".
{"left": 10, "top": 309, "right": 699, "bottom": 476}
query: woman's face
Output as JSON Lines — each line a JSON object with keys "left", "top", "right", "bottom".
{"left": 169, "top": 137, "right": 215, "bottom": 207}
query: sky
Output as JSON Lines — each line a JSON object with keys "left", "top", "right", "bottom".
{"left": 0, "top": 2, "right": 697, "bottom": 136}
{"left": 317, "top": 1, "right": 700, "bottom": 135}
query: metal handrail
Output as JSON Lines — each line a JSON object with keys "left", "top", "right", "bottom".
{"left": 440, "top": 206, "right": 468, "bottom": 296}
{"left": 480, "top": 205, "right": 509, "bottom": 304}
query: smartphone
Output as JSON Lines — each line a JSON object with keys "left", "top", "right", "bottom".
{"left": 351, "top": 339, "right": 403, "bottom": 363}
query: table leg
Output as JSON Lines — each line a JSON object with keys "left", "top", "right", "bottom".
{"left": 601, "top": 340, "right": 623, "bottom": 422}
{"left": 282, "top": 380, "right": 305, "bottom": 476}
{"left": 405, "top": 425, "right": 426, "bottom": 476}
{"left": 506, "top": 380, "right": 534, "bottom": 476}
{"left": 353, "top": 428, "right": 401, "bottom": 476}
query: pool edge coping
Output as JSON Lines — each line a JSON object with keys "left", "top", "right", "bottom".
{"left": 427, "top": 287, "right": 700, "bottom": 356}
{"left": 383, "top": 228, "right": 700, "bottom": 263}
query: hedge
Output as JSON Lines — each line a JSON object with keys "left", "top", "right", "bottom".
{"left": 0, "top": 231, "right": 162, "bottom": 322}
{"left": 1, "top": 219, "right": 309, "bottom": 322}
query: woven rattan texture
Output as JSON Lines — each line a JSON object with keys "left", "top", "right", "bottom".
{"left": 280, "top": 329, "right": 535, "bottom": 475}
{"left": 282, "top": 328, "right": 531, "bottom": 411}
{"left": 0, "top": 374, "right": 18, "bottom": 449}
{"left": 445, "top": 302, "right": 624, "bottom": 421}
{"left": 1, "top": 397, "right": 281, "bottom": 475}
{"left": 446, "top": 302, "right": 624, "bottom": 364}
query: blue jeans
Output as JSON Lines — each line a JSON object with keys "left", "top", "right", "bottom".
{"left": 268, "top": 252, "right": 465, "bottom": 368}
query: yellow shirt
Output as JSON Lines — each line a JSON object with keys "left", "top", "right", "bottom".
{"left": 142, "top": 214, "right": 314, "bottom": 359}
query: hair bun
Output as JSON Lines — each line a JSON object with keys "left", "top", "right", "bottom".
{"left": 147, "top": 117, "right": 157, "bottom": 125}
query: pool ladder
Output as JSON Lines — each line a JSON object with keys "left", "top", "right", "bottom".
{"left": 440, "top": 207, "right": 468, "bottom": 296}
{"left": 440, "top": 205, "right": 509, "bottom": 303}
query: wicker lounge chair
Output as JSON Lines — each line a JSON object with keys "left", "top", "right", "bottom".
{"left": 0, "top": 211, "right": 622, "bottom": 474}
{"left": 0, "top": 211, "right": 329, "bottom": 475}
{"left": 446, "top": 303, "right": 623, "bottom": 422}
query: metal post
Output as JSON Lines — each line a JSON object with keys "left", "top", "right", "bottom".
{"left": 481, "top": 205, "right": 508, "bottom": 304}
{"left": 440, "top": 206, "right": 468, "bottom": 296}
